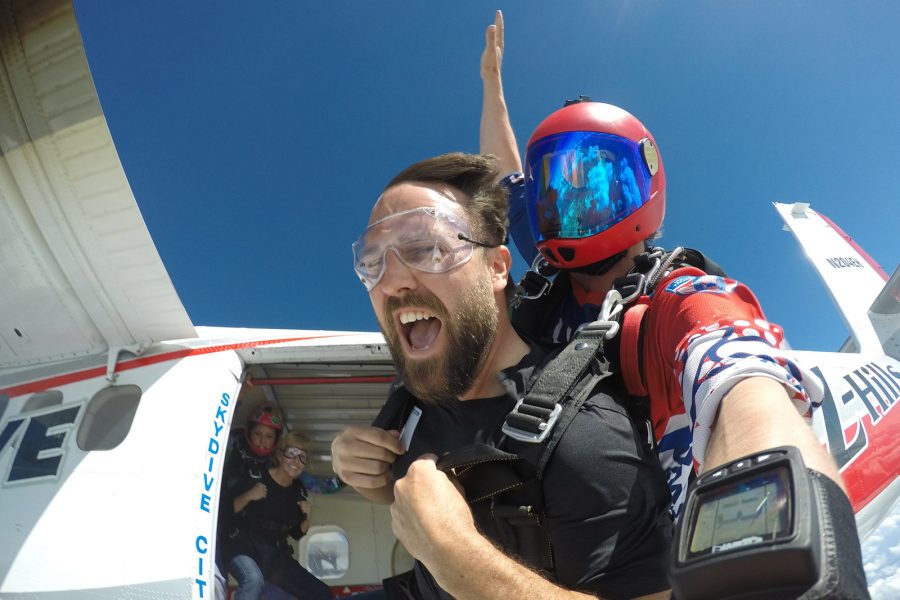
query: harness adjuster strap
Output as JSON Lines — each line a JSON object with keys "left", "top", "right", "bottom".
{"left": 502, "top": 403, "right": 562, "bottom": 442}
{"left": 503, "top": 328, "right": 606, "bottom": 443}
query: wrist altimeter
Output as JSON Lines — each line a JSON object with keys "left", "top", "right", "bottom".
{"left": 670, "top": 446, "right": 821, "bottom": 600}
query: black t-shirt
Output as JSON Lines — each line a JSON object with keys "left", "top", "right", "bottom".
{"left": 376, "top": 345, "right": 673, "bottom": 600}
{"left": 231, "top": 467, "right": 308, "bottom": 542}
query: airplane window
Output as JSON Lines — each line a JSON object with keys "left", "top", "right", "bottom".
{"left": 76, "top": 384, "right": 142, "bottom": 451}
{"left": 301, "top": 526, "right": 349, "bottom": 580}
{"left": 22, "top": 390, "right": 63, "bottom": 412}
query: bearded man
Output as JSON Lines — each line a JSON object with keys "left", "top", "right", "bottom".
{"left": 331, "top": 153, "right": 672, "bottom": 600}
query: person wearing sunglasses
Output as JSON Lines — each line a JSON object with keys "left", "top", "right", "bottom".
{"left": 333, "top": 153, "right": 673, "bottom": 599}
{"left": 220, "top": 430, "right": 330, "bottom": 600}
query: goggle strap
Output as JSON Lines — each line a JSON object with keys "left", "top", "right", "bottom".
{"left": 457, "top": 232, "right": 503, "bottom": 249}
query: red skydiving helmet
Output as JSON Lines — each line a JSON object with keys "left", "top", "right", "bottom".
{"left": 245, "top": 405, "right": 283, "bottom": 457}
{"left": 524, "top": 99, "right": 666, "bottom": 269}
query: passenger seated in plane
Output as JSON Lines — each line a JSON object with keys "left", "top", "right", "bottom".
{"left": 222, "top": 403, "right": 344, "bottom": 495}
{"left": 219, "top": 430, "right": 331, "bottom": 600}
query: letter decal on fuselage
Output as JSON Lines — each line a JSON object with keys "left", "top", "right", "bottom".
{"left": 817, "top": 360, "right": 899, "bottom": 471}
{"left": 825, "top": 256, "right": 864, "bottom": 269}
{"left": 0, "top": 400, "right": 83, "bottom": 485}
{"left": 194, "top": 391, "right": 234, "bottom": 599}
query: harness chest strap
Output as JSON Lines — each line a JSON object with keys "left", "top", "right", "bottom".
{"left": 434, "top": 328, "right": 614, "bottom": 575}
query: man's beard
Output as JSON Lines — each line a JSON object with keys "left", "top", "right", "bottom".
{"left": 380, "top": 275, "right": 498, "bottom": 404}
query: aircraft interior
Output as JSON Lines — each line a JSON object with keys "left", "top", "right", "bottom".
{"left": 219, "top": 354, "right": 415, "bottom": 595}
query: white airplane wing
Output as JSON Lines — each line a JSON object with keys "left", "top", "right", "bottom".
{"left": 774, "top": 202, "right": 890, "bottom": 354}
{"left": 0, "top": 0, "right": 195, "bottom": 370}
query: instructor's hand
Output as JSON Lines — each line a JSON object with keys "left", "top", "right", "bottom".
{"left": 331, "top": 425, "right": 404, "bottom": 490}
{"left": 480, "top": 10, "right": 504, "bottom": 81}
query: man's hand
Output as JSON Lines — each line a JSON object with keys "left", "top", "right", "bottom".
{"left": 391, "top": 456, "right": 606, "bottom": 600}
{"left": 480, "top": 10, "right": 504, "bottom": 81}
{"left": 391, "top": 455, "right": 476, "bottom": 567}
{"left": 331, "top": 425, "right": 404, "bottom": 500}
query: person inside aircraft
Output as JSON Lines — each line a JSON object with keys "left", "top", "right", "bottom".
{"left": 224, "top": 400, "right": 345, "bottom": 495}
{"left": 219, "top": 404, "right": 285, "bottom": 557}
{"left": 218, "top": 403, "right": 339, "bottom": 599}
{"left": 477, "top": 9, "right": 856, "bottom": 518}
{"left": 333, "top": 152, "right": 674, "bottom": 599}
{"left": 220, "top": 430, "right": 331, "bottom": 600}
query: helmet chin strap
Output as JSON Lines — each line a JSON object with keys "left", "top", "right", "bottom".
{"left": 568, "top": 249, "right": 628, "bottom": 276}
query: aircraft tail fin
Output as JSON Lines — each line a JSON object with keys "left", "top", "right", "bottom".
{"left": 867, "top": 265, "right": 900, "bottom": 360}
{"left": 773, "top": 202, "right": 891, "bottom": 354}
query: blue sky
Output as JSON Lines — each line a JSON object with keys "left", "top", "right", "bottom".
{"left": 73, "top": 1, "right": 898, "bottom": 595}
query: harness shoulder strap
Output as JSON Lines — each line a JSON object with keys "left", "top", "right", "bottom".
{"left": 682, "top": 246, "right": 726, "bottom": 277}
{"left": 501, "top": 323, "right": 612, "bottom": 444}
{"left": 620, "top": 300, "right": 650, "bottom": 398}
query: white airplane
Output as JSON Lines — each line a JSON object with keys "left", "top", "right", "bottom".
{"left": 0, "top": 1, "right": 897, "bottom": 598}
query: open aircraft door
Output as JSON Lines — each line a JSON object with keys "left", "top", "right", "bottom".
{"left": 0, "top": 348, "right": 243, "bottom": 599}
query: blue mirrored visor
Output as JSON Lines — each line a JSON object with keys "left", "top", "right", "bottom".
{"left": 524, "top": 131, "right": 652, "bottom": 242}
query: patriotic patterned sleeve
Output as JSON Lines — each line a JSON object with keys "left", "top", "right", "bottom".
{"left": 643, "top": 267, "right": 824, "bottom": 517}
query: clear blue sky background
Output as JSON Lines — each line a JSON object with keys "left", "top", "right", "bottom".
{"left": 73, "top": 1, "right": 898, "bottom": 594}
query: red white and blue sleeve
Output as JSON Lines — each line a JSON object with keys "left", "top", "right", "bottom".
{"left": 642, "top": 267, "right": 825, "bottom": 518}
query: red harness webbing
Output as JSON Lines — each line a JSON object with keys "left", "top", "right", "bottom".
{"left": 620, "top": 298, "right": 650, "bottom": 398}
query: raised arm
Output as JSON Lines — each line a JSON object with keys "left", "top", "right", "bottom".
{"left": 480, "top": 10, "right": 521, "bottom": 177}
{"left": 480, "top": 10, "right": 537, "bottom": 263}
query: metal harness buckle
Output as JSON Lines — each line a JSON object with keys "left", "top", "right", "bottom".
{"left": 502, "top": 402, "right": 562, "bottom": 443}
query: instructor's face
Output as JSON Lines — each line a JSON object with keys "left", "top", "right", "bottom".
{"left": 366, "top": 183, "right": 498, "bottom": 404}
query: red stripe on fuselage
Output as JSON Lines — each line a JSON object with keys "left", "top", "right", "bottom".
{"left": 0, "top": 335, "right": 356, "bottom": 399}
{"left": 817, "top": 211, "right": 890, "bottom": 282}
{"left": 840, "top": 399, "right": 900, "bottom": 512}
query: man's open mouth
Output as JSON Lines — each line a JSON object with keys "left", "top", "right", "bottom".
{"left": 398, "top": 309, "right": 443, "bottom": 353}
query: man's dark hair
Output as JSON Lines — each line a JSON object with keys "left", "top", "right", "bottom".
{"left": 385, "top": 153, "right": 508, "bottom": 246}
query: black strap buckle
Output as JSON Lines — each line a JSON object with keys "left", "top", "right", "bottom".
{"left": 516, "top": 269, "right": 553, "bottom": 301}
{"left": 612, "top": 272, "right": 647, "bottom": 305}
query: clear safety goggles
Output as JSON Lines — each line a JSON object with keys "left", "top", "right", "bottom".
{"left": 283, "top": 448, "right": 308, "bottom": 464}
{"left": 352, "top": 206, "right": 497, "bottom": 291}
{"left": 525, "top": 131, "right": 653, "bottom": 242}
